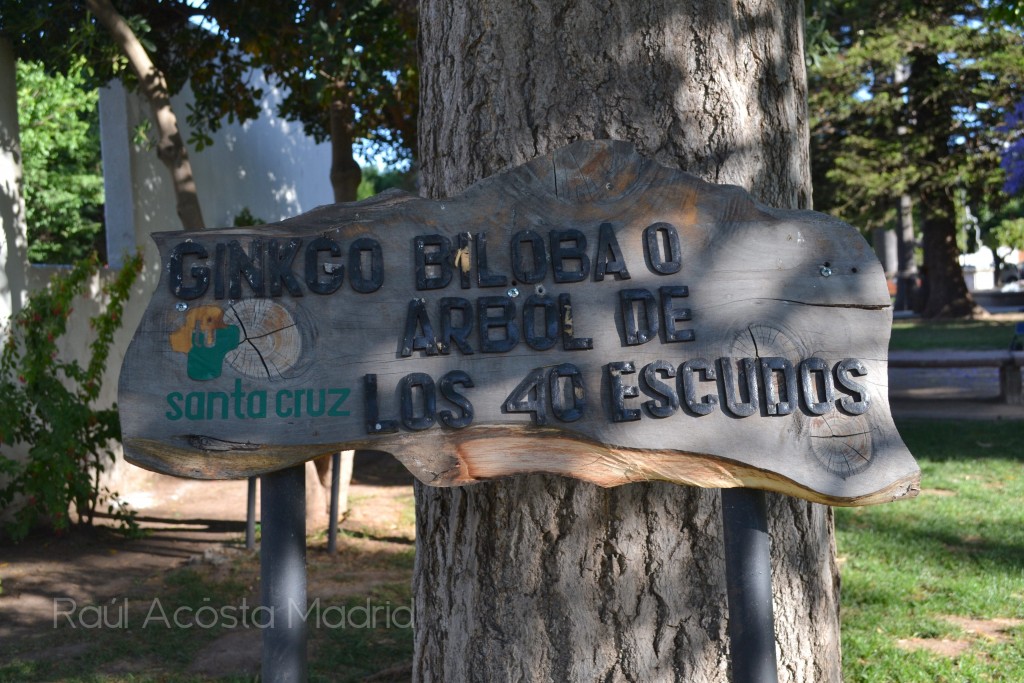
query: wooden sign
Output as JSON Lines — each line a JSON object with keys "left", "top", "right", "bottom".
{"left": 118, "top": 140, "right": 919, "bottom": 506}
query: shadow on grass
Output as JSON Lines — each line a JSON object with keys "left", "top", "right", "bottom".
{"left": 838, "top": 510, "right": 1024, "bottom": 576}
{"left": 895, "top": 418, "right": 1024, "bottom": 463}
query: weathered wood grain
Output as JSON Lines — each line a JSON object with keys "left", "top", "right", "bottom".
{"left": 118, "top": 140, "right": 919, "bottom": 506}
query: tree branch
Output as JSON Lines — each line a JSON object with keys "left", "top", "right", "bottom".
{"left": 86, "top": 0, "right": 206, "bottom": 230}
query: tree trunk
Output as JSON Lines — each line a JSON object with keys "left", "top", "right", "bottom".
{"left": 329, "top": 101, "right": 362, "bottom": 202}
{"left": 893, "top": 62, "right": 919, "bottom": 312}
{"left": 86, "top": 0, "right": 205, "bottom": 231}
{"left": 921, "top": 191, "right": 974, "bottom": 318}
{"left": 909, "top": 49, "right": 974, "bottom": 319}
{"left": 895, "top": 193, "right": 920, "bottom": 312}
{"left": 311, "top": 450, "right": 355, "bottom": 531}
{"left": 414, "top": 2, "right": 840, "bottom": 681}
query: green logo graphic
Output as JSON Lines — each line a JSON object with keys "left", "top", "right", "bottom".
{"left": 170, "top": 305, "right": 241, "bottom": 381}
{"left": 186, "top": 324, "right": 241, "bottom": 380}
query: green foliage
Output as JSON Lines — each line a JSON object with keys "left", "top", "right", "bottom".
{"left": 987, "top": 0, "right": 1024, "bottom": 28}
{"left": 992, "top": 218, "right": 1024, "bottom": 253}
{"left": 15, "top": 58, "right": 105, "bottom": 264}
{"left": 356, "top": 164, "right": 417, "bottom": 200}
{"left": 1, "top": 2, "right": 231, "bottom": 101}
{"left": 808, "top": 4, "right": 1024, "bottom": 233}
{"left": 0, "top": 252, "right": 143, "bottom": 541}
{"left": 232, "top": 207, "right": 265, "bottom": 227}
{"left": 2, "top": 1, "right": 417, "bottom": 205}
{"left": 190, "top": 0, "right": 417, "bottom": 165}
{"left": 980, "top": 197, "right": 1024, "bottom": 251}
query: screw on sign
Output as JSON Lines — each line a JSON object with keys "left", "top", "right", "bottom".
{"left": 118, "top": 141, "right": 919, "bottom": 681}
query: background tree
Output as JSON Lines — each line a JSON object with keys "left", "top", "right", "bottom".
{"left": 2, "top": 1, "right": 417, "bottom": 217}
{"left": 978, "top": 197, "right": 1024, "bottom": 281}
{"left": 414, "top": 1, "right": 840, "bottom": 680}
{"left": 807, "top": 1, "right": 1024, "bottom": 317}
{"left": 1, "top": 0, "right": 208, "bottom": 229}
{"left": 85, "top": 0, "right": 207, "bottom": 228}
{"left": 15, "top": 59, "right": 105, "bottom": 263}
{"left": 356, "top": 164, "right": 417, "bottom": 199}
{"left": 188, "top": 0, "right": 418, "bottom": 202}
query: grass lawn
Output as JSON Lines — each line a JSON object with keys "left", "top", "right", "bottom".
{"left": 838, "top": 419, "right": 1024, "bottom": 682}
{"left": 890, "top": 317, "right": 1024, "bottom": 351}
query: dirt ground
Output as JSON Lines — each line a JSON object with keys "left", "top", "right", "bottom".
{"left": 0, "top": 451, "right": 416, "bottom": 680}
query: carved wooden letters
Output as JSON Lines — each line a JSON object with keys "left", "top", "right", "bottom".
{"left": 119, "top": 140, "right": 920, "bottom": 506}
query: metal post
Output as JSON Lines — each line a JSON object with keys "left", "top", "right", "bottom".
{"left": 721, "top": 488, "right": 779, "bottom": 683}
{"left": 246, "top": 476, "right": 257, "bottom": 551}
{"left": 260, "top": 465, "right": 307, "bottom": 682}
{"left": 327, "top": 452, "right": 341, "bottom": 554}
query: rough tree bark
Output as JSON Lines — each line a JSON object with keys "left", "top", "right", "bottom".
{"left": 86, "top": 0, "right": 206, "bottom": 231}
{"left": 921, "top": 192, "right": 975, "bottom": 318}
{"left": 414, "top": 2, "right": 841, "bottom": 681}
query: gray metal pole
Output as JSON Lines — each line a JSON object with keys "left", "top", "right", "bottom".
{"left": 721, "top": 487, "right": 779, "bottom": 683}
{"left": 260, "top": 465, "right": 307, "bottom": 682}
{"left": 246, "top": 476, "right": 257, "bottom": 551}
{"left": 327, "top": 452, "right": 341, "bottom": 554}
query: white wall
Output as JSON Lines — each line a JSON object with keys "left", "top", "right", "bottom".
{"left": 101, "top": 72, "right": 334, "bottom": 267}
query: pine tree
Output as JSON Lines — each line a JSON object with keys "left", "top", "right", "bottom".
{"left": 808, "top": 1, "right": 1024, "bottom": 316}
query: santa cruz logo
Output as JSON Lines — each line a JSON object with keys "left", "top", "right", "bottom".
{"left": 169, "top": 305, "right": 240, "bottom": 380}
{"left": 164, "top": 301, "right": 351, "bottom": 422}
{"left": 169, "top": 301, "right": 302, "bottom": 381}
